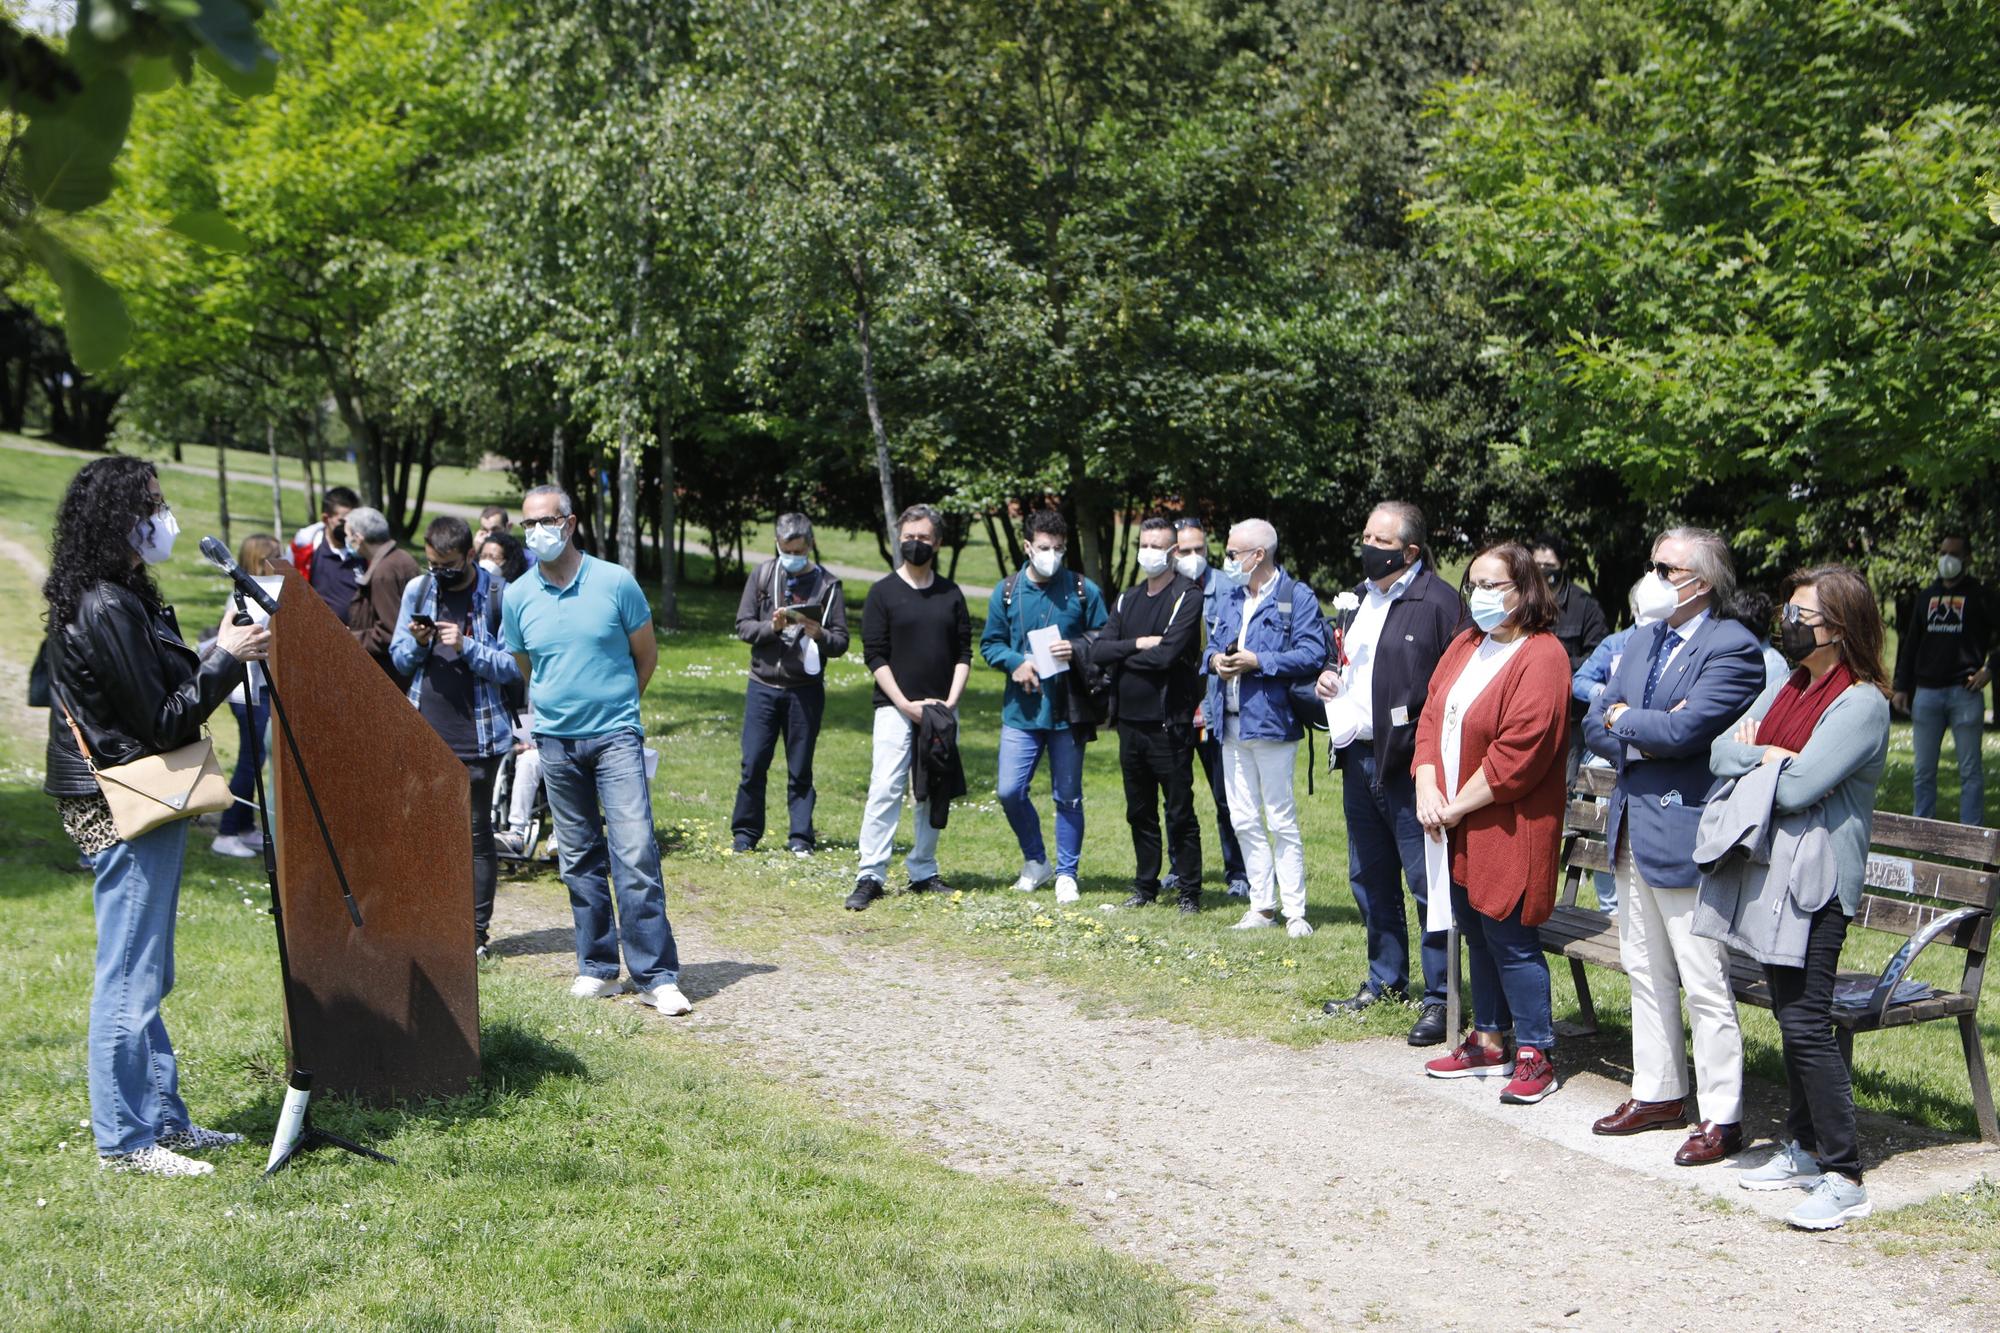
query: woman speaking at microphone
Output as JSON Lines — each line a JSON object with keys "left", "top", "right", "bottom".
{"left": 1412, "top": 543, "right": 1573, "bottom": 1104}
{"left": 42, "top": 458, "right": 271, "bottom": 1178}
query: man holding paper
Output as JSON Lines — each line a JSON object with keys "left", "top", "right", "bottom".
{"left": 1315, "top": 501, "right": 1466, "bottom": 1046}
{"left": 731, "top": 512, "right": 848, "bottom": 856}
{"left": 980, "top": 508, "right": 1108, "bottom": 904}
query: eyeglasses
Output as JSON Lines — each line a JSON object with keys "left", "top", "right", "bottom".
{"left": 1223, "top": 548, "right": 1261, "bottom": 561}
{"left": 1172, "top": 518, "right": 1206, "bottom": 531}
{"left": 1780, "top": 603, "right": 1826, "bottom": 627}
{"left": 428, "top": 562, "right": 466, "bottom": 580}
{"left": 1647, "top": 561, "right": 1693, "bottom": 580}
{"left": 1535, "top": 564, "right": 1561, "bottom": 578}
{"left": 520, "top": 515, "right": 568, "bottom": 530}
{"left": 1467, "top": 579, "right": 1516, "bottom": 592}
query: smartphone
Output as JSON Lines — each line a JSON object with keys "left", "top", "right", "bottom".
{"left": 410, "top": 614, "right": 436, "bottom": 632}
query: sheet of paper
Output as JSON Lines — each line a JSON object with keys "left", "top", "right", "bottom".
{"left": 643, "top": 746, "right": 661, "bottom": 781}
{"left": 1424, "top": 831, "right": 1453, "bottom": 933}
{"left": 246, "top": 576, "right": 283, "bottom": 626}
{"left": 1027, "top": 625, "right": 1068, "bottom": 677}
{"left": 802, "top": 636, "right": 822, "bottom": 676}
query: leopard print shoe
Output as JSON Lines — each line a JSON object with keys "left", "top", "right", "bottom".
{"left": 157, "top": 1124, "right": 247, "bottom": 1153}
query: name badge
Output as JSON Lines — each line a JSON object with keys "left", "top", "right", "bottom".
{"left": 1390, "top": 705, "right": 1410, "bottom": 727}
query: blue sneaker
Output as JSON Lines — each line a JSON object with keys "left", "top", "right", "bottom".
{"left": 1785, "top": 1174, "right": 1870, "bottom": 1230}
{"left": 1738, "top": 1140, "right": 1822, "bottom": 1192}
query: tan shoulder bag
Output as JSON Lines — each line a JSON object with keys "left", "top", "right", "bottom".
{"left": 57, "top": 694, "right": 232, "bottom": 842}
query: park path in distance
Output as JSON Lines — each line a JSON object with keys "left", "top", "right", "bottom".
{"left": 488, "top": 885, "right": 2000, "bottom": 1331}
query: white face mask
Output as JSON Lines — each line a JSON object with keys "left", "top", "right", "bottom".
{"left": 479, "top": 559, "right": 505, "bottom": 576}
{"left": 1175, "top": 552, "right": 1207, "bottom": 581}
{"left": 1939, "top": 554, "right": 1966, "bottom": 581}
{"left": 1136, "top": 547, "right": 1171, "bottom": 577}
{"left": 1633, "top": 569, "right": 1696, "bottom": 623}
{"left": 525, "top": 521, "right": 568, "bottom": 560}
{"left": 1029, "top": 546, "right": 1064, "bottom": 579}
{"left": 129, "top": 507, "right": 180, "bottom": 566}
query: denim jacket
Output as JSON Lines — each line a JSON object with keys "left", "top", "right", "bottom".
{"left": 1200, "top": 567, "right": 1328, "bottom": 743}
{"left": 389, "top": 568, "right": 521, "bottom": 759}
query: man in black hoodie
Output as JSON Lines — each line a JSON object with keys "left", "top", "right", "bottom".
{"left": 1894, "top": 533, "right": 1997, "bottom": 825}
{"left": 731, "top": 513, "right": 849, "bottom": 853}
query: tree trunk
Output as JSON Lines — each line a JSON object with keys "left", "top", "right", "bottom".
{"left": 655, "top": 405, "right": 678, "bottom": 630}
{"left": 215, "top": 426, "right": 231, "bottom": 549}
{"left": 615, "top": 247, "right": 651, "bottom": 577}
{"left": 266, "top": 421, "right": 284, "bottom": 539}
{"left": 313, "top": 411, "right": 330, "bottom": 501}
{"left": 852, "top": 277, "right": 898, "bottom": 560}
{"left": 551, "top": 418, "right": 565, "bottom": 495}
{"left": 408, "top": 427, "right": 438, "bottom": 539}
{"left": 296, "top": 416, "right": 317, "bottom": 528}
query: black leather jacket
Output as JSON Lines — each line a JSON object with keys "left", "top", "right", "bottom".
{"left": 43, "top": 582, "right": 244, "bottom": 798}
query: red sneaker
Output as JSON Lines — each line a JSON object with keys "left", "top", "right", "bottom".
{"left": 1424, "top": 1037, "right": 1514, "bottom": 1080}
{"left": 1500, "top": 1046, "right": 1558, "bottom": 1104}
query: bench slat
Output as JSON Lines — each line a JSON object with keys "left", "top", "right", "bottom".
{"left": 1853, "top": 893, "right": 1991, "bottom": 949}
{"left": 1868, "top": 812, "right": 2000, "bottom": 867}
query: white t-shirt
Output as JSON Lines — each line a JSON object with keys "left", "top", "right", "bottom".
{"left": 1325, "top": 561, "right": 1422, "bottom": 748}
{"left": 1226, "top": 576, "right": 1276, "bottom": 718}
{"left": 1440, "top": 633, "right": 1528, "bottom": 798}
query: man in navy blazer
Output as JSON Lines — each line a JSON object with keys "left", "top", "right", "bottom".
{"left": 1584, "top": 526, "right": 1765, "bottom": 1166}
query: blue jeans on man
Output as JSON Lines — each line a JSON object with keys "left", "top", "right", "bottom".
{"left": 731, "top": 678, "right": 825, "bottom": 849}
{"left": 1196, "top": 731, "right": 1247, "bottom": 886}
{"left": 537, "top": 728, "right": 680, "bottom": 988}
{"left": 1911, "top": 684, "right": 1987, "bottom": 824}
{"left": 1343, "top": 747, "right": 1446, "bottom": 1005}
{"left": 997, "top": 724, "right": 1085, "bottom": 876}
{"left": 90, "top": 819, "right": 193, "bottom": 1155}
{"left": 1452, "top": 881, "right": 1556, "bottom": 1051}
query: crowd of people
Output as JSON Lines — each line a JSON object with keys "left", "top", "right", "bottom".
{"left": 35, "top": 458, "right": 1992, "bottom": 1231}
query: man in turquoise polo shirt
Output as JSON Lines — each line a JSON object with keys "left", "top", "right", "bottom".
{"left": 503, "top": 484, "right": 689, "bottom": 1016}
{"left": 980, "top": 508, "right": 1108, "bottom": 903}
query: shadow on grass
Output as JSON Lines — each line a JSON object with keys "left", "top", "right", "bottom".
{"left": 0, "top": 782, "right": 97, "bottom": 895}
{"left": 488, "top": 924, "right": 777, "bottom": 1002}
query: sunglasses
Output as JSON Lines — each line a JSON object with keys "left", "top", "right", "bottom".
{"left": 1647, "top": 561, "right": 1694, "bottom": 581}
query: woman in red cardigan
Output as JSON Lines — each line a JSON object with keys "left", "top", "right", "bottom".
{"left": 1413, "top": 542, "right": 1573, "bottom": 1104}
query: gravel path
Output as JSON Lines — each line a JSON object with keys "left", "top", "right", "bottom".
{"left": 488, "top": 884, "right": 2000, "bottom": 1331}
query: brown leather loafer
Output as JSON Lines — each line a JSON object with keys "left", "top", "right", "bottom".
{"left": 1590, "top": 1097, "right": 1688, "bottom": 1136}
{"left": 1673, "top": 1120, "right": 1745, "bottom": 1166}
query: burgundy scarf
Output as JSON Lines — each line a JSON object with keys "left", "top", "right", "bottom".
{"left": 1755, "top": 662, "right": 1854, "bottom": 753}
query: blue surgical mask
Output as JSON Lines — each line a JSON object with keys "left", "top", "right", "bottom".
{"left": 778, "top": 551, "right": 809, "bottom": 575}
{"left": 1468, "top": 586, "right": 1512, "bottom": 632}
{"left": 1219, "top": 557, "right": 1252, "bottom": 588}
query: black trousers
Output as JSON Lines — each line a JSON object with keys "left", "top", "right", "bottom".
{"left": 468, "top": 757, "right": 499, "bottom": 947}
{"left": 1118, "top": 721, "right": 1201, "bottom": 891}
{"left": 1764, "top": 901, "right": 1861, "bottom": 1181}
{"left": 1194, "top": 730, "right": 1246, "bottom": 883}
{"left": 731, "top": 678, "right": 826, "bottom": 849}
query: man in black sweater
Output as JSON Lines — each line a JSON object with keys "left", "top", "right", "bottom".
{"left": 1894, "top": 532, "right": 1998, "bottom": 824}
{"left": 1090, "top": 518, "right": 1206, "bottom": 912}
{"left": 849, "top": 504, "right": 972, "bottom": 910}
{"left": 731, "top": 512, "right": 849, "bottom": 854}
{"left": 1533, "top": 535, "right": 1611, "bottom": 783}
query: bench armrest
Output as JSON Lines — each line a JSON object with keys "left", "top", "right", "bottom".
{"left": 1861, "top": 906, "right": 1986, "bottom": 1025}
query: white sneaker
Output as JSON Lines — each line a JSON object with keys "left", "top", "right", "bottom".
{"left": 240, "top": 829, "right": 266, "bottom": 850}
{"left": 1054, "top": 874, "right": 1080, "bottom": 904}
{"left": 210, "top": 834, "right": 258, "bottom": 859}
{"left": 1786, "top": 1174, "right": 1871, "bottom": 1230}
{"left": 569, "top": 974, "right": 631, "bottom": 999}
{"left": 1739, "top": 1140, "right": 1824, "bottom": 1192}
{"left": 1012, "top": 859, "right": 1053, "bottom": 893}
{"left": 1285, "top": 917, "right": 1314, "bottom": 938}
{"left": 646, "top": 982, "right": 692, "bottom": 1016}
{"left": 100, "top": 1144, "right": 214, "bottom": 1177}
{"left": 1230, "top": 908, "right": 1278, "bottom": 930}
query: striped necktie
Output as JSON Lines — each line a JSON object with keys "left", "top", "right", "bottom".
{"left": 1642, "top": 628, "right": 1685, "bottom": 708}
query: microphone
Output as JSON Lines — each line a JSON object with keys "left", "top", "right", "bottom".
{"left": 200, "top": 535, "right": 282, "bottom": 616}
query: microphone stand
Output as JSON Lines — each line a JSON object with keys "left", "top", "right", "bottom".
{"left": 233, "top": 589, "right": 395, "bottom": 1178}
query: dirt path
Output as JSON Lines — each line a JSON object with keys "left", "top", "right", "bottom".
{"left": 488, "top": 884, "right": 1999, "bottom": 1331}
{"left": 0, "top": 533, "right": 48, "bottom": 745}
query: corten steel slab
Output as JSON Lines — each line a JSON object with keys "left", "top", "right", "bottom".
{"left": 266, "top": 566, "right": 480, "bottom": 1102}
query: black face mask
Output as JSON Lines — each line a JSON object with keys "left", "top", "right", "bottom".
{"left": 1778, "top": 617, "right": 1825, "bottom": 665}
{"left": 430, "top": 562, "right": 470, "bottom": 587}
{"left": 900, "top": 538, "right": 935, "bottom": 568}
{"left": 1361, "top": 544, "right": 1410, "bottom": 583}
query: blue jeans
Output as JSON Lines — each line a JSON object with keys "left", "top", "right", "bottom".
{"left": 1911, "top": 684, "right": 1986, "bottom": 824}
{"left": 1453, "top": 881, "right": 1556, "bottom": 1051}
{"left": 219, "top": 698, "right": 270, "bottom": 837}
{"left": 1195, "top": 732, "right": 1247, "bottom": 884}
{"left": 537, "top": 729, "right": 680, "bottom": 989}
{"left": 1343, "top": 747, "right": 1446, "bottom": 1005}
{"left": 731, "top": 679, "right": 825, "bottom": 848}
{"left": 90, "top": 819, "right": 193, "bottom": 1154}
{"left": 996, "top": 725, "right": 1085, "bottom": 876}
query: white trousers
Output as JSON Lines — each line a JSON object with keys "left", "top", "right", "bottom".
{"left": 1221, "top": 737, "right": 1306, "bottom": 921}
{"left": 857, "top": 705, "right": 944, "bottom": 884}
{"left": 1616, "top": 842, "right": 1744, "bottom": 1122}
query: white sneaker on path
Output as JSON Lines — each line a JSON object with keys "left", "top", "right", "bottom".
{"left": 1013, "top": 860, "right": 1053, "bottom": 893}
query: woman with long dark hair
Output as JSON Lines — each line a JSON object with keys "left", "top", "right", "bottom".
{"left": 42, "top": 457, "right": 270, "bottom": 1177}
{"left": 1710, "top": 565, "right": 1891, "bottom": 1229}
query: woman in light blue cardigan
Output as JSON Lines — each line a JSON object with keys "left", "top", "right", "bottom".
{"left": 1708, "top": 564, "right": 1891, "bottom": 1231}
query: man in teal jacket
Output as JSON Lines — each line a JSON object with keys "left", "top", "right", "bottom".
{"left": 981, "top": 509, "right": 1108, "bottom": 903}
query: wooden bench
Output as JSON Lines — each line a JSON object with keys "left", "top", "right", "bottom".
{"left": 1513, "top": 764, "right": 1997, "bottom": 1141}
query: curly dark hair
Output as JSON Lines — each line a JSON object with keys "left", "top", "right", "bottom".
{"left": 44, "top": 457, "right": 163, "bottom": 630}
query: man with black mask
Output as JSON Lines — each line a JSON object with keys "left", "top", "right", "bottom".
{"left": 850, "top": 504, "right": 973, "bottom": 910}
{"left": 1313, "top": 501, "right": 1466, "bottom": 1044}
{"left": 390, "top": 515, "right": 522, "bottom": 958}
{"left": 1533, "top": 534, "right": 1610, "bottom": 782}
{"left": 1894, "top": 532, "right": 1998, "bottom": 825}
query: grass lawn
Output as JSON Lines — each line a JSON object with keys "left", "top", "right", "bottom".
{"left": 0, "top": 455, "right": 1187, "bottom": 1331}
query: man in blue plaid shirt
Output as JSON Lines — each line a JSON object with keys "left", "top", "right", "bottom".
{"left": 390, "top": 514, "right": 522, "bottom": 958}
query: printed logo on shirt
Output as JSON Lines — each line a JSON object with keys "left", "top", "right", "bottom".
{"left": 1926, "top": 594, "right": 1968, "bottom": 634}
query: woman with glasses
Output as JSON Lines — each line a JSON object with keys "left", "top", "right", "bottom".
{"left": 1412, "top": 542, "right": 1573, "bottom": 1103}
{"left": 1707, "top": 566, "right": 1890, "bottom": 1230}
{"left": 42, "top": 458, "right": 271, "bottom": 1176}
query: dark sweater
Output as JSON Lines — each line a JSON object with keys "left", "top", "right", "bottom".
{"left": 1093, "top": 574, "right": 1202, "bottom": 725}
{"left": 734, "top": 558, "right": 850, "bottom": 689}
{"left": 1895, "top": 576, "right": 2000, "bottom": 692}
{"left": 862, "top": 571, "right": 972, "bottom": 710}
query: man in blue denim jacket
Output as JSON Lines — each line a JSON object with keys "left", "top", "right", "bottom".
{"left": 389, "top": 515, "right": 521, "bottom": 959}
{"left": 1200, "top": 518, "right": 1329, "bottom": 936}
